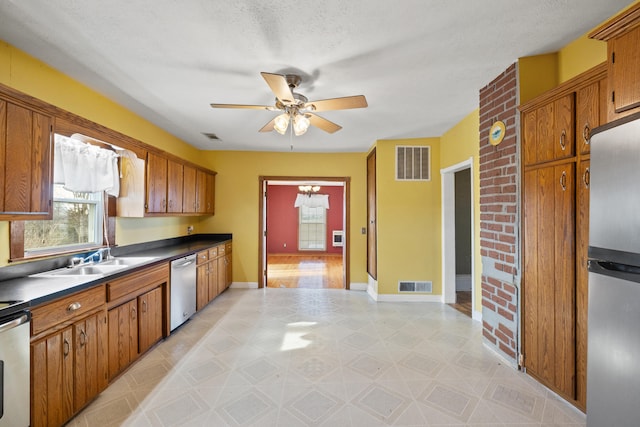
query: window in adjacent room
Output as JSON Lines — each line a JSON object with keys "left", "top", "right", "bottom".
{"left": 298, "top": 205, "right": 326, "bottom": 250}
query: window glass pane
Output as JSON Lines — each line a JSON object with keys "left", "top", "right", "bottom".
{"left": 24, "top": 184, "right": 103, "bottom": 253}
{"left": 299, "top": 206, "right": 326, "bottom": 250}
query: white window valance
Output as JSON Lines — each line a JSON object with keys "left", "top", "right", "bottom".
{"left": 294, "top": 193, "right": 329, "bottom": 209}
{"left": 54, "top": 134, "right": 120, "bottom": 196}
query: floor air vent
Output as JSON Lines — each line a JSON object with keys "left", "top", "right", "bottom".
{"left": 399, "top": 281, "right": 432, "bottom": 293}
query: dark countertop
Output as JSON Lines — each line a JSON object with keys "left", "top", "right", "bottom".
{"left": 0, "top": 233, "right": 231, "bottom": 308}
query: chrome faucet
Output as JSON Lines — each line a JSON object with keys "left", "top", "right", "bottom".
{"left": 69, "top": 248, "right": 112, "bottom": 267}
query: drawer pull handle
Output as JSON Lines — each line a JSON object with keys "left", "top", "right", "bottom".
{"left": 67, "top": 302, "right": 82, "bottom": 312}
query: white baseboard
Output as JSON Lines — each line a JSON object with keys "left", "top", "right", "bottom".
{"left": 349, "top": 282, "right": 368, "bottom": 291}
{"left": 472, "top": 309, "right": 482, "bottom": 322}
{"left": 366, "top": 283, "right": 442, "bottom": 302}
{"left": 229, "top": 282, "right": 258, "bottom": 289}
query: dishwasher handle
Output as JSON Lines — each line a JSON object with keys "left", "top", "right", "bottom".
{"left": 0, "top": 312, "right": 29, "bottom": 334}
{"left": 172, "top": 256, "right": 196, "bottom": 269}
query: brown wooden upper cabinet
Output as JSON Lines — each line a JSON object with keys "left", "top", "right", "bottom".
{"left": 590, "top": 3, "right": 640, "bottom": 122}
{"left": 576, "top": 77, "right": 607, "bottom": 154}
{"left": 522, "top": 93, "right": 575, "bottom": 166}
{"left": 0, "top": 98, "right": 53, "bottom": 220}
{"left": 142, "top": 152, "right": 215, "bottom": 216}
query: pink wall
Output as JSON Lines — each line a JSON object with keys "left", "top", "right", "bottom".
{"left": 266, "top": 185, "right": 344, "bottom": 254}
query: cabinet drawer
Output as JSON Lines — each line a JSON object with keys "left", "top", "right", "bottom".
{"left": 107, "top": 263, "right": 169, "bottom": 302}
{"left": 31, "top": 285, "right": 106, "bottom": 336}
{"left": 225, "top": 242, "right": 232, "bottom": 253}
{"left": 208, "top": 247, "right": 218, "bottom": 258}
{"left": 196, "top": 250, "right": 209, "bottom": 264}
{"left": 217, "top": 244, "right": 226, "bottom": 256}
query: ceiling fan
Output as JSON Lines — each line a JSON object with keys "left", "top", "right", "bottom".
{"left": 210, "top": 72, "right": 368, "bottom": 135}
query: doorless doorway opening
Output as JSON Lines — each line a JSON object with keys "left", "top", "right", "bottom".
{"left": 258, "top": 176, "right": 350, "bottom": 289}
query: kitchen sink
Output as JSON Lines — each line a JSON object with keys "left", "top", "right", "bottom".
{"left": 99, "top": 256, "right": 156, "bottom": 267}
{"left": 30, "top": 256, "right": 157, "bottom": 278}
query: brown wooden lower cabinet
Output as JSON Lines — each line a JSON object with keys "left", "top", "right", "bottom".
{"left": 523, "top": 162, "right": 576, "bottom": 401}
{"left": 31, "top": 308, "right": 108, "bottom": 427}
{"left": 196, "top": 242, "right": 233, "bottom": 311}
{"left": 107, "top": 299, "right": 138, "bottom": 381}
{"left": 138, "top": 286, "right": 163, "bottom": 354}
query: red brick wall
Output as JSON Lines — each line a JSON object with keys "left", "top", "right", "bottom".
{"left": 478, "top": 63, "right": 519, "bottom": 363}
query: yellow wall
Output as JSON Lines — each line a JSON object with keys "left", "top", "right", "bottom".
{"left": 557, "top": 35, "right": 607, "bottom": 83}
{"left": 198, "top": 151, "right": 367, "bottom": 285}
{"left": 440, "top": 109, "right": 482, "bottom": 311}
{"left": 0, "top": 41, "right": 207, "bottom": 266}
{"left": 374, "top": 138, "right": 442, "bottom": 295}
{"left": 518, "top": 53, "right": 559, "bottom": 104}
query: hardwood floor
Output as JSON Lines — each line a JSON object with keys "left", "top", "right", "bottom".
{"left": 449, "top": 290, "right": 472, "bottom": 317}
{"left": 267, "top": 254, "right": 344, "bottom": 289}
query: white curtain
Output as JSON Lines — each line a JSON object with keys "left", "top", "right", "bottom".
{"left": 54, "top": 134, "right": 120, "bottom": 196}
{"left": 294, "top": 193, "right": 329, "bottom": 209}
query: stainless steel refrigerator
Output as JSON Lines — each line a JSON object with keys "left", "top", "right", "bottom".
{"left": 588, "top": 112, "right": 640, "bottom": 426}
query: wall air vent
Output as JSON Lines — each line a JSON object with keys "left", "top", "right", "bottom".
{"left": 396, "top": 146, "right": 430, "bottom": 181}
{"left": 399, "top": 281, "right": 432, "bottom": 293}
{"left": 202, "top": 132, "right": 221, "bottom": 141}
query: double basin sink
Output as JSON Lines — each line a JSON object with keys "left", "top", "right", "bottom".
{"left": 31, "top": 257, "right": 156, "bottom": 278}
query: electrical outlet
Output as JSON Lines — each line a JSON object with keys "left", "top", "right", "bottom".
{"left": 187, "top": 225, "right": 194, "bottom": 235}
{"left": 361, "top": 227, "right": 366, "bottom": 234}
{"left": 283, "top": 243, "right": 287, "bottom": 248}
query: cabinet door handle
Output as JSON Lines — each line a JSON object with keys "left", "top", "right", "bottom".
{"left": 162, "top": 199, "right": 167, "bottom": 210}
{"left": 67, "top": 302, "right": 82, "bottom": 312}
{"left": 583, "top": 123, "right": 591, "bottom": 145}
{"left": 63, "top": 339, "right": 70, "bottom": 357}
{"left": 142, "top": 300, "right": 147, "bottom": 313}
{"left": 583, "top": 167, "right": 590, "bottom": 188}
{"left": 131, "top": 307, "right": 137, "bottom": 320}
{"left": 560, "top": 171, "right": 567, "bottom": 191}
{"left": 559, "top": 129, "right": 567, "bottom": 151}
{"left": 79, "top": 329, "right": 87, "bottom": 347}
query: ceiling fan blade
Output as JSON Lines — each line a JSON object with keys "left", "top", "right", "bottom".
{"left": 210, "top": 103, "right": 272, "bottom": 110}
{"left": 305, "top": 95, "right": 368, "bottom": 112}
{"left": 259, "top": 118, "right": 276, "bottom": 132}
{"left": 261, "top": 72, "right": 295, "bottom": 105}
{"left": 307, "top": 113, "right": 342, "bottom": 134}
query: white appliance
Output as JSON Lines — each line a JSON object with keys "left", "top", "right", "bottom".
{"left": 170, "top": 255, "right": 196, "bottom": 331}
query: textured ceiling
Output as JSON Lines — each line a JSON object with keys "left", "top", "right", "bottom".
{"left": 0, "top": 1, "right": 632, "bottom": 152}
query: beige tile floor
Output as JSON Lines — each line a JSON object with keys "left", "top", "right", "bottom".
{"left": 69, "top": 289, "right": 586, "bottom": 426}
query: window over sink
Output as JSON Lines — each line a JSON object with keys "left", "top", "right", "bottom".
{"left": 23, "top": 184, "right": 104, "bottom": 256}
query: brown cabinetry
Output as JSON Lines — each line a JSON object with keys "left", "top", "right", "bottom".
{"left": 195, "top": 242, "right": 232, "bottom": 310}
{"left": 520, "top": 64, "right": 606, "bottom": 411}
{"left": 30, "top": 285, "right": 108, "bottom": 427}
{"left": 590, "top": 3, "right": 640, "bottom": 121}
{"left": 131, "top": 151, "right": 215, "bottom": 217}
{"left": 106, "top": 263, "right": 169, "bottom": 380}
{"left": 0, "top": 98, "right": 53, "bottom": 220}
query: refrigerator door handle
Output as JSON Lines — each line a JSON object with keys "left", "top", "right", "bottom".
{"left": 591, "top": 259, "right": 640, "bottom": 275}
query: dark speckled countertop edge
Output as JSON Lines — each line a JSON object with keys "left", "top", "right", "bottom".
{"left": 0, "top": 233, "right": 231, "bottom": 308}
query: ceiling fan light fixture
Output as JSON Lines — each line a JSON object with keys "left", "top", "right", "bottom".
{"left": 293, "top": 114, "right": 310, "bottom": 136}
{"left": 274, "top": 113, "right": 290, "bottom": 135}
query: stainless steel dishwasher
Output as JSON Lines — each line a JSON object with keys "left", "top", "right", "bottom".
{"left": 170, "top": 254, "right": 197, "bottom": 331}
{"left": 0, "top": 303, "right": 30, "bottom": 427}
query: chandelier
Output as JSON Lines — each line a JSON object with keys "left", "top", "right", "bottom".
{"left": 298, "top": 185, "right": 321, "bottom": 195}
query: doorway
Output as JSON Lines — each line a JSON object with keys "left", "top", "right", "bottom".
{"left": 258, "top": 176, "right": 350, "bottom": 289}
{"left": 441, "top": 158, "right": 476, "bottom": 318}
